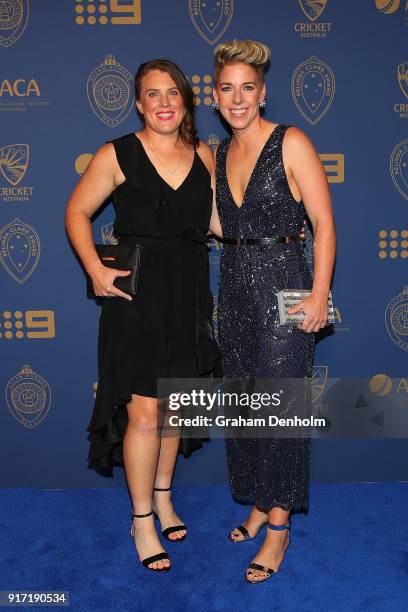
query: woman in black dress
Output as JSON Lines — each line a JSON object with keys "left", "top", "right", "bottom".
{"left": 66, "top": 60, "right": 221, "bottom": 571}
{"left": 212, "top": 40, "right": 336, "bottom": 583}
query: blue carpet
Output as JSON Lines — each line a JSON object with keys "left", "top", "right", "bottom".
{"left": 1, "top": 483, "right": 407, "bottom": 611}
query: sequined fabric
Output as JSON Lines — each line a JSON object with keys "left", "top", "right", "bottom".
{"left": 216, "top": 125, "right": 315, "bottom": 513}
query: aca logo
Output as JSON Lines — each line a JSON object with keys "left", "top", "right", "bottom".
{"left": 0, "top": 144, "right": 33, "bottom": 202}
{"left": 0, "top": 309, "right": 55, "bottom": 340}
{"left": 291, "top": 56, "right": 335, "bottom": 125}
{"left": 378, "top": 229, "right": 408, "bottom": 259}
{"left": 87, "top": 55, "right": 134, "bottom": 127}
{"left": 0, "top": 78, "right": 48, "bottom": 111}
{"left": 207, "top": 133, "right": 220, "bottom": 151}
{"left": 0, "top": 0, "right": 29, "bottom": 47}
{"left": 385, "top": 286, "right": 408, "bottom": 351}
{"left": 294, "top": 0, "right": 333, "bottom": 38}
{"left": 6, "top": 365, "right": 51, "bottom": 428}
{"left": 75, "top": 153, "right": 93, "bottom": 175}
{"left": 187, "top": 74, "right": 213, "bottom": 106}
{"left": 395, "top": 62, "right": 408, "bottom": 118}
{"left": 0, "top": 218, "right": 40, "bottom": 283}
{"left": 389, "top": 139, "right": 408, "bottom": 200}
{"left": 74, "top": 0, "right": 141, "bottom": 26}
{"left": 189, "top": 0, "right": 233, "bottom": 45}
{"left": 369, "top": 373, "right": 408, "bottom": 407}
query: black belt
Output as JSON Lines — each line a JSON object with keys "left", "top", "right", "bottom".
{"left": 222, "top": 236, "right": 299, "bottom": 245}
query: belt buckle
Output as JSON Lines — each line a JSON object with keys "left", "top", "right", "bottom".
{"left": 236, "top": 238, "right": 242, "bottom": 245}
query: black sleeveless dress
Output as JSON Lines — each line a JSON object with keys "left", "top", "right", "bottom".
{"left": 87, "top": 133, "right": 219, "bottom": 472}
{"left": 216, "top": 125, "right": 315, "bottom": 513}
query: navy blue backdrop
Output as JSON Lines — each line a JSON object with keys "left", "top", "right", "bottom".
{"left": 1, "top": 0, "right": 407, "bottom": 488}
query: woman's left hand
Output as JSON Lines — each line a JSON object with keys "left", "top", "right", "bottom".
{"left": 287, "top": 292, "right": 328, "bottom": 333}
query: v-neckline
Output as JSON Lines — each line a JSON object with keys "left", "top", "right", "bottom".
{"left": 225, "top": 125, "right": 281, "bottom": 210}
{"left": 133, "top": 133, "right": 196, "bottom": 192}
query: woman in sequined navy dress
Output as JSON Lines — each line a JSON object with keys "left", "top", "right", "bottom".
{"left": 212, "top": 41, "right": 336, "bottom": 583}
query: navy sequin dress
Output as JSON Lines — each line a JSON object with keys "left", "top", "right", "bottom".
{"left": 216, "top": 125, "right": 315, "bottom": 513}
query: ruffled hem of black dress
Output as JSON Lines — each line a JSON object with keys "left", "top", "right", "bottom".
{"left": 86, "top": 354, "right": 220, "bottom": 475}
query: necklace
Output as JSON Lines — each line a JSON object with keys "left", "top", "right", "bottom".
{"left": 145, "top": 136, "right": 183, "bottom": 175}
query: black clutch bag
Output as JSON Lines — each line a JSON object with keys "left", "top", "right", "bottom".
{"left": 87, "top": 243, "right": 142, "bottom": 298}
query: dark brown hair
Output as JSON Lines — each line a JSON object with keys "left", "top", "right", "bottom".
{"left": 134, "top": 59, "right": 197, "bottom": 148}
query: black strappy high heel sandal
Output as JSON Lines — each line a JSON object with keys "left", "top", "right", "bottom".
{"left": 245, "top": 522, "right": 290, "bottom": 584}
{"left": 153, "top": 487, "right": 187, "bottom": 542}
{"left": 130, "top": 511, "right": 171, "bottom": 571}
{"left": 228, "top": 521, "right": 267, "bottom": 543}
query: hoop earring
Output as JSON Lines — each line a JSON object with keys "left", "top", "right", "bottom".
{"left": 259, "top": 99, "right": 266, "bottom": 108}
{"left": 211, "top": 100, "right": 219, "bottom": 110}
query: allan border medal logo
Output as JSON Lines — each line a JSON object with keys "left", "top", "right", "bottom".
{"left": 0, "top": 217, "right": 40, "bottom": 283}
{"left": 189, "top": 0, "right": 233, "bottom": 45}
{"left": 390, "top": 138, "right": 408, "bottom": 200}
{"left": 385, "top": 287, "right": 408, "bottom": 351}
{"left": 87, "top": 55, "right": 134, "bottom": 127}
{"left": 0, "top": 0, "right": 29, "bottom": 47}
{"left": 291, "top": 56, "right": 335, "bottom": 125}
{"left": 6, "top": 365, "right": 51, "bottom": 428}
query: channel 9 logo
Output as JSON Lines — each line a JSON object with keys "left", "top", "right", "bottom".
{"left": 74, "top": 0, "right": 141, "bottom": 26}
{"left": 0, "top": 310, "right": 55, "bottom": 340}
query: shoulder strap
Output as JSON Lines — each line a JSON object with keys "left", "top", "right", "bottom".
{"left": 107, "top": 133, "right": 139, "bottom": 180}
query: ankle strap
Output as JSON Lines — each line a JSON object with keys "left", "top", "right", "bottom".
{"left": 154, "top": 487, "right": 171, "bottom": 491}
{"left": 267, "top": 522, "right": 290, "bottom": 531}
{"left": 131, "top": 511, "right": 153, "bottom": 519}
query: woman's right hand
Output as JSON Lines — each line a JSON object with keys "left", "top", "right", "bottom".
{"left": 89, "top": 263, "right": 133, "bottom": 301}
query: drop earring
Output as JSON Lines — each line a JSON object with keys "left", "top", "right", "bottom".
{"left": 259, "top": 99, "right": 266, "bottom": 108}
{"left": 211, "top": 100, "right": 219, "bottom": 110}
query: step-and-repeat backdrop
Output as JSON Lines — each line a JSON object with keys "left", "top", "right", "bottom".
{"left": 1, "top": 1, "right": 407, "bottom": 487}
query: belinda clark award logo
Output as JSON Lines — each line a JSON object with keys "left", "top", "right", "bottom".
{"left": 291, "top": 56, "right": 335, "bottom": 125}
{"left": 0, "top": 217, "right": 40, "bottom": 283}
{"left": 189, "top": 0, "right": 233, "bottom": 45}
{"left": 87, "top": 55, "right": 134, "bottom": 127}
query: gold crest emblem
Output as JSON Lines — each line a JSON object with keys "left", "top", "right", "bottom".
{"left": 0, "top": 0, "right": 29, "bottom": 47}
{"left": 6, "top": 365, "right": 51, "bottom": 428}
{"left": 189, "top": 0, "right": 233, "bottom": 45}
{"left": 385, "top": 287, "right": 408, "bottom": 351}
{"left": 398, "top": 61, "right": 408, "bottom": 99}
{"left": 87, "top": 55, "right": 134, "bottom": 127}
{"left": 291, "top": 56, "right": 335, "bottom": 125}
{"left": 0, "top": 144, "right": 29, "bottom": 186}
{"left": 0, "top": 217, "right": 40, "bottom": 283}
{"left": 299, "top": 0, "right": 327, "bottom": 21}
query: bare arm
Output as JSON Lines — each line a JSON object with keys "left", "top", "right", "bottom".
{"left": 283, "top": 127, "right": 336, "bottom": 332}
{"left": 196, "top": 140, "right": 223, "bottom": 238}
{"left": 65, "top": 143, "right": 132, "bottom": 300}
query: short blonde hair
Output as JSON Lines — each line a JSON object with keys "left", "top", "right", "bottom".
{"left": 213, "top": 39, "right": 271, "bottom": 84}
